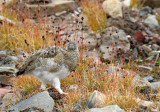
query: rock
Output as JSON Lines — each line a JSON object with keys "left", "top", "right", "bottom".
{"left": 138, "top": 100, "right": 158, "bottom": 112}
{"left": 138, "top": 65, "right": 153, "bottom": 72}
{"left": 86, "top": 105, "right": 124, "bottom": 112}
{"left": 0, "top": 16, "right": 15, "bottom": 25}
{"left": 144, "top": 14, "right": 159, "bottom": 28}
{"left": 9, "top": 91, "right": 55, "bottom": 112}
{"left": 86, "top": 90, "right": 106, "bottom": 108}
{"left": 0, "top": 67, "right": 17, "bottom": 74}
{"left": 100, "top": 26, "right": 130, "bottom": 61}
{"left": 150, "top": 82, "right": 160, "bottom": 89}
{"left": 0, "top": 93, "right": 20, "bottom": 111}
{"left": 72, "top": 102, "right": 83, "bottom": 112}
{"left": 83, "top": 33, "right": 98, "bottom": 51}
{"left": 25, "top": 0, "right": 75, "bottom": 18}
{"left": 0, "top": 51, "right": 7, "bottom": 58}
{"left": 152, "top": 44, "right": 159, "bottom": 50}
{"left": 143, "top": 76, "right": 154, "bottom": 82}
{"left": 142, "top": 44, "right": 152, "bottom": 53}
{"left": 139, "top": 6, "right": 152, "bottom": 16}
{"left": 122, "top": 0, "right": 131, "bottom": 8}
{"left": 102, "top": 0, "right": 123, "bottom": 18}
{"left": 0, "top": 75, "right": 12, "bottom": 86}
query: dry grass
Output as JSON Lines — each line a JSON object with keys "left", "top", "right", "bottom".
{"left": 11, "top": 75, "right": 41, "bottom": 95}
{"left": 0, "top": 6, "right": 56, "bottom": 53}
{"left": 58, "top": 57, "right": 141, "bottom": 111}
{"left": 1, "top": 2, "right": 146, "bottom": 111}
{"left": 130, "top": 0, "right": 146, "bottom": 9}
{"left": 81, "top": 0, "right": 107, "bottom": 33}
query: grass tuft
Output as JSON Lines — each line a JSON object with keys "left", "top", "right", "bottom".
{"left": 11, "top": 75, "right": 41, "bottom": 95}
{"left": 81, "top": 0, "right": 107, "bottom": 33}
{"left": 130, "top": 0, "right": 146, "bottom": 9}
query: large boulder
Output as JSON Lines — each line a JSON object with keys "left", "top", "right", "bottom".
{"left": 9, "top": 91, "right": 55, "bottom": 112}
{"left": 102, "top": 0, "right": 123, "bottom": 18}
{"left": 100, "top": 26, "right": 130, "bottom": 61}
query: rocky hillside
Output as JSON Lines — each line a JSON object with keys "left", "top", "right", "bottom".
{"left": 0, "top": 0, "right": 160, "bottom": 112}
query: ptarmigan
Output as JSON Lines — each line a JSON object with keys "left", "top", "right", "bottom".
{"left": 16, "top": 41, "right": 80, "bottom": 94}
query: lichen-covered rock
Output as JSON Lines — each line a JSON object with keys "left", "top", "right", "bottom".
{"left": 102, "top": 0, "right": 123, "bottom": 18}
{"left": 100, "top": 26, "right": 130, "bottom": 61}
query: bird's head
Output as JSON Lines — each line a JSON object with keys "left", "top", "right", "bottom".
{"left": 66, "top": 41, "right": 78, "bottom": 51}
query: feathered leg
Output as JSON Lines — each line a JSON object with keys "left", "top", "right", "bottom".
{"left": 52, "top": 77, "right": 68, "bottom": 94}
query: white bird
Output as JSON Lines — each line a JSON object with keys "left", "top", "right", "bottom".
{"left": 16, "top": 41, "right": 80, "bottom": 94}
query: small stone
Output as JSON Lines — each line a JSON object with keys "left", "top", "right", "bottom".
{"left": 139, "top": 6, "right": 152, "bottom": 16}
{"left": 143, "top": 76, "right": 154, "bottom": 82}
{"left": 144, "top": 14, "right": 159, "bottom": 28}
{"left": 86, "top": 105, "right": 125, "bottom": 112}
{"left": 138, "top": 65, "right": 153, "bottom": 72}
{"left": 102, "top": 0, "right": 123, "bottom": 18}
{"left": 9, "top": 91, "right": 55, "bottom": 112}
{"left": 86, "top": 90, "right": 106, "bottom": 108}
{"left": 146, "top": 55, "right": 155, "bottom": 61}
{"left": 142, "top": 44, "right": 152, "bottom": 53}
{"left": 152, "top": 44, "right": 159, "bottom": 50}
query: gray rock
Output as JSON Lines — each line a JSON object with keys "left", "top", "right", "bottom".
{"left": 150, "top": 82, "right": 160, "bottom": 89}
{"left": 143, "top": 76, "right": 154, "bottom": 82}
{"left": 86, "top": 90, "right": 106, "bottom": 108}
{"left": 142, "top": 44, "right": 152, "bottom": 53}
{"left": 152, "top": 44, "right": 159, "bottom": 50}
{"left": 9, "top": 91, "right": 55, "bottom": 112}
{"left": 144, "top": 14, "right": 159, "bottom": 28}
{"left": 100, "top": 26, "right": 130, "bottom": 61}
{"left": 139, "top": 6, "right": 152, "bottom": 16}
{"left": 86, "top": 105, "right": 124, "bottom": 112}
{"left": 83, "top": 33, "right": 98, "bottom": 51}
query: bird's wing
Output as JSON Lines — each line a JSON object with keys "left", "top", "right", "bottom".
{"left": 17, "top": 46, "right": 66, "bottom": 75}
